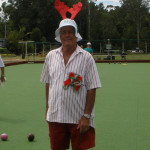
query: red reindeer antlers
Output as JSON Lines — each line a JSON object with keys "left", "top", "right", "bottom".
{"left": 55, "top": 0, "right": 82, "bottom": 20}
{"left": 68, "top": 2, "right": 82, "bottom": 19}
{"left": 55, "top": 0, "right": 69, "bottom": 19}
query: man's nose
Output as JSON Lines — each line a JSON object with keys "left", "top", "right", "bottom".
{"left": 65, "top": 32, "right": 70, "bottom": 36}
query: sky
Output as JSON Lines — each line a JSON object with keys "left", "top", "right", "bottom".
{"left": 95, "top": 0, "right": 121, "bottom": 7}
{"left": 0, "top": 0, "right": 121, "bottom": 7}
{"left": 0, "top": 0, "right": 7, "bottom": 6}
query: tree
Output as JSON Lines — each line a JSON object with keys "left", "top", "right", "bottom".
{"left": 31, "top": 27, "right": 41, "bottom": 42}
{"left": 120, "top": 0, "right": 149, "bottom": 47}
{"left": 1, "top": 0, "right": 150, "bottom": 53}
{"left": 6, "top": 30, "right": 20, "bottom": 54}
{"left": 2, "top": 0, "right": 59, "bottom": 41}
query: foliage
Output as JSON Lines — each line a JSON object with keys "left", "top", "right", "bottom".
{"left": 0, "top": 48, "right": 10, "bottom": 54}
{"left": 1, "top": 0, "right": 150, "bottom": 53}
{"left": 31, "top": 27, "right": 41, "bottom": 42}
{"left": 6, "top": 30, "right": 20, "bottom": 54}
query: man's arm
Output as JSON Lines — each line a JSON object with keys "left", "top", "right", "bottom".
{"left": 0, "top": 67, "right": 5, "bottom": 82}
{"left": 77, "top": 88, "right": 96, "bottom": 134}
{"left": 45, "top": 83, "right": 49, "bottom": 119}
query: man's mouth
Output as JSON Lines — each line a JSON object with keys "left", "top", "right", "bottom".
{"left": 65, "top": 39, "right": 72, "bottom": 41}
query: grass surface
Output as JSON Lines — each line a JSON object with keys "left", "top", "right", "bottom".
{"left": 95, "top": 63, "right": 150, "bottom": 150}
{"left": 0, "top": 64, "right": 49, "bottom": 150}
{"left": 1, "top": 53, "right": 150, "bottom": 62}
{"left": 0, "top": 63, "right": 150, "bottom": 150}
{"left": 94, "top": 54, "right": 150, "bottom": 60}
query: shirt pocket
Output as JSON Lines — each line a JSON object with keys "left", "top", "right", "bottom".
{"left": 49, "top": 63, "right": 63, "bottom": 82}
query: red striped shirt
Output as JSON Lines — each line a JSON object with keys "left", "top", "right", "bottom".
{"left": 40, "top": 45, "right": 101, "bottom": 127}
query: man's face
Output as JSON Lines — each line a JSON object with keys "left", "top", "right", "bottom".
{"left": 60, "top": 26, "right": 77, "bottom": 46}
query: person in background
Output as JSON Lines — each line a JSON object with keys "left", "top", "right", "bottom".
{"left": 121, "top": 50, "right": 127, "bottom": 60}
{"left": 84, "top": 42, "right": 93, "bottom": 56}
{"left": 0, "top": 55, "right": 5, "bottom": 82}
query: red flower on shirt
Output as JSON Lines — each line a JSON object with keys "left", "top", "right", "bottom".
{"left": 64, "top": 78, "right": 72, "bottom": 86}
{"left": 77, "top": 75, "right": 82, "bottom": 81}
{"left": 75, "top": 85, "right": 80, "bottom": 91}
{"left": 63, "top": 72, "right": 84, "bottom": 91}
{"left": 69, "top": 72, "right": 75, "bottom": 78}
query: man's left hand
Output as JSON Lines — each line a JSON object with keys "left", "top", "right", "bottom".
{"left": 77, "top": 116, "right": 90, "bottom": 134}
{"left": 0, "top": 76, "right": 5, "bottom": 82}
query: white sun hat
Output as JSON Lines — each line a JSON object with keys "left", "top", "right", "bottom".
{"left": 87, "top": 42, "right": 91, "bottom": 45}
{"left": 55, "top": 18, "right": 82, "bottom": 43}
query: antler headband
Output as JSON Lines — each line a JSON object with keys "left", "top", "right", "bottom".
{"left": 55, "top": 0, "right": 82, "bottom": 20}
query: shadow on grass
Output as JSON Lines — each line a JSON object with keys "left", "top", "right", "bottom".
{"left": 0, "top": 117, "right": 25, "bottom": 124}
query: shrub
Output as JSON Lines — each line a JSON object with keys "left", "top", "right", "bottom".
{"left": 0, "top": 48, "right": 10, "bottom": 54}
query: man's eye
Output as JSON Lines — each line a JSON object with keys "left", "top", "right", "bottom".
{"left": 61, "top": 31, "right": 74, "bottom": 34}
{"left": 61, "top": 31, "right": 65, "bottom": 34}
{"left": 69, "top": 31, "right": 73, "bottom": 34}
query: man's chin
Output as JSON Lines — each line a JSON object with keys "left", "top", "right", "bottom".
{"left": 63, "top": 42, "right": 73, "bottom": 46}
{"left": 64, "top": 40, "right": 72, "bottom": 43}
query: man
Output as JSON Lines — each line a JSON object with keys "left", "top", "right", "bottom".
{"left": 121, "top": 50, "right": 127, "bottom": 60}
{"left": 84, "top": 42, "right": 93, "bottom": 56}
{"left": 40, "top": 18, "right": 101, "bottom": 150}
{"left": 0, "top": 55, "right": 5, "bottom": 83}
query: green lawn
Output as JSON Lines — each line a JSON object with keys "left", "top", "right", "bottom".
{"left": 0, "top": 63, "right": 150, "bottom": 150}
{"left": 94, "top": 54, "right": 150, "bottom": 60}
{"left": 1, "top": 53, "right": 150, "bottom": 63}
{"left": 95, "top": 63, "right": 150, "bottom": 150}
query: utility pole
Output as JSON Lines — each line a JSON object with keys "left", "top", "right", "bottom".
{"left": 88, "top": 0, "right": 97, "bottom": 40}
{"left": 4, "top": 21, "right": 6, "bottom": 39}
{"left": 88, "top": 0, "right": 91, "bottom": 40}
